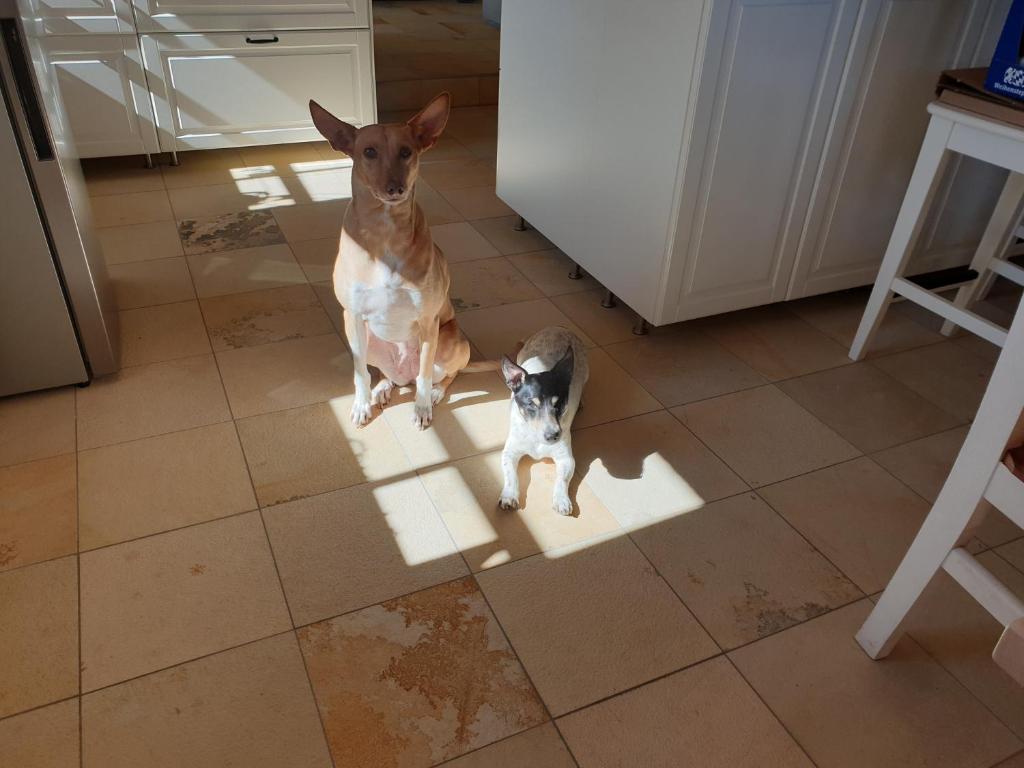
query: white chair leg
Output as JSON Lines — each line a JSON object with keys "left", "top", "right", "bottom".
{"left": 850, "top": 117, "right": 954, "bottom": 360}
{"left": 941, "top": 172, "right": 1024, "bottom": 336}
{"left": 857, "top": 303, "right": 1024, "bottom": 658}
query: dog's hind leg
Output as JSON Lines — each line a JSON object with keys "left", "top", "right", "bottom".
{"left": 371, "top": 378, "right": 395, "bottom": 407}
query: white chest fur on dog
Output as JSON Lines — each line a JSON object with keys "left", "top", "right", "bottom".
{"left": 499, "top": 326, "right": 589, "bottom": 516}
{"left": 346, "top": 258, "right": 426, "bottom": 344}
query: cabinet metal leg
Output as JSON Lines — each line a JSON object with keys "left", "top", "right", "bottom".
{"left": 568, "top": 262, "right": 583, "bottom": 280}
{"left": 632, "top": 318, "right": 649, "bottom": 336}
{"left": 170, "top": 151, "right": 180, "bottom": 167}
{"left": 601, "top": 290, "right": 617, "bottom": 309}
{"left": 513, "top": 216, "right": 528, "bottom": 231}
{"left": 144, "top": 153, "right": 154, "bottom": 169}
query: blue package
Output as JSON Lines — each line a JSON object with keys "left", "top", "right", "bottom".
{"left": 987, "top": 0, "right": 1024, "bottom": 101}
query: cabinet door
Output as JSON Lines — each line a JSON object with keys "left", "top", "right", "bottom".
{"left": 42, "top": 35, "right": 160, "bottom": 158}
{"left": 787, "top": 0, "right": 996, "bottom": 299}
{"left": 132, "top": 0, "right": 368, "bottom": 33}
{"left": 141, "top": 30, "right": 375, "bottom": 151}
{"left": 26, "top": 0, "right": 135, "bottom": 35}
{"left": 667, "top": 0, "right": 861, "bottom": 321}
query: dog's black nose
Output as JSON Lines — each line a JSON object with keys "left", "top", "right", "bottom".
{"left": 386, "top": 183, "right": 405, "bottom": 196}
{"left": 544, "top": 429, "right": 561, "bottom": 443}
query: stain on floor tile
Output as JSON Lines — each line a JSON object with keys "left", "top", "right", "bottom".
{"left": 177, "top": 210, "right": 285, "bottom": 255}
{"left": 298, "top": 577, "right": 546, "bottom": 767}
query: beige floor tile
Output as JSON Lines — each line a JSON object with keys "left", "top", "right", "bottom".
{"left": 216, "top": 334, "right": 352, "bottom": 418}
{"left": 996, "top": 751, "right": 1024, "bottom": 767}
{"left": 551, "top": 289, "right": 642, "bottom": 346}
{"left": 955, "top": 332, "right": 1002, "bottom": 363}
{"left": 271, "top": 200, "right": 348, "bottom": 242}
{"left": 634, "top": 492, "right": 860, "bottom": 648}
{"left": 167, "top": 180, "right": 285, "bottom": 220}
{"left": 995, "top": 538, "right": 1024, "bottom": 571}
{"left": 78, "top": 422, "right": 255, "bottom": 550}
{"left": 107, "top": 257, "right": 196, "bottom": 310}
{"left": 471, "top": 215, "right": 554, "bottom": 254}
{"left": 418, "top": 450, "right": 620, "bottom": 571}
{"left": 289, "top": 237, "right": 338, "bottom": 282}
{"left": 558, "top": 656, "right": 812, "bottom": 768}
{"left": 119, "top": 300, "right": 211, "bottom": 366}
{"left": 871, "top": 342, "right": 993, "bottom": 421}
{"left": 80, "top": 512, "right": 291, "bottom": 691}
{"left": 507, "top": 249, "right": 602, "bottom": 297}
{"left": 456, "top": 298, "right": 594, "bottom": 360}
{"left": 311, "top": 282, "right": 345, "bottom": 334}
{"left": 97, "top": 220, "right": 184, "bottom": 265}
{"left": 673, "top": 385, "right": 859, "bottom": 487}
{"left": 416, "top": 179, "right": 464, "bottom": 224}
{"left": 572, "top": 349, "right": 662, "bottom": 429}
{"left": 0, "top": 387, "right": 75, "bottom": 467}
{"left": 381, "top": 370, "right": 512, "bottom": 469}
{"left": 730, "top": 600, "right": 1021, "bottom": 768}
{"left": 0, "top": 556, "right": 78, "bottom": 718}
{"left": 237, "top": 398, "right": 410, "bottom": 506}
{"left": 187, "top": 244, "right": 306, "bottom": 299}
{"left": 178, "top": 210, "right": 285, "bottom": 256}
{"left": 418, "top": 157, "right": 495, "bottom": 190}
{"left": 787, "top": 288, "right": 943, "bottom": 358}
{"left": 0, "top": 454, "right": 76, "bottom": 572}
{"left": 76, "top": 354, "right": 230, "bottom": 450}
{"left": 84, "top": 156, "right": 164, "bottom": 197}
{"left": 263, "top": 477, "right": 467, "bottom": 625}
{"left": 445, "top": 724, "right": 575, "bottom": 768}
{"left": 298, "top": 578, "right": 546, "bottom": 766}
{"left": 90, "top": 190, "right": 173, "bottom": 227}
{"left": 478, "top": 535, "right": 718, "bottom": 714}
{"left": 200, "top": 284, "right": 334, "bottom": 350}
{"left": 439, "top": 184, "right": 515, "bottom": 220}
{"left": 82, "top": 634, "right": 331, "bottom": 768}
{"left": 573, "top": 410, "right": 747, "bottom": 530}
{"left": 759, "top": 458, "right": 929, "bottom": 593}
{"left": 431, "top": 221, "right": 501, "bottom": 262}
{"left": 449, "top": 256, "right": 542, "bottom": 312}
{"left": 778, "top": 363, "right": 963, "bottom": 453}
{"left": 899, "top": 551, "right": 1024, "bottom": 740}
{"left": 606, "top": 327, "right": 766, "bottom": 408}
{"left": 419, "top": 135, "right": 474, "bottom": 164}
{"left": 0, "top": 698, "right": 79, "bottom": 768}
{"left": 696, "top": 304, "right": 852, "bottom": 381}
{"left": 873, "top": 426, "right": 1019, "bottom": 549}
{"left": 160, "top": 148, "right": 247, "bottom": 189}
{"left": 238, "top": 141, "right": 326, "bottom": 170}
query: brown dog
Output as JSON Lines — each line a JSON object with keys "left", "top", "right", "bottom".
{"left": 309, "top": 93, "right": 477, "bottom": 429}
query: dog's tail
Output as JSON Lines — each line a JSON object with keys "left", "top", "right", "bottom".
{"left": 461, "top": 360, "right": 501, "bottom": 373}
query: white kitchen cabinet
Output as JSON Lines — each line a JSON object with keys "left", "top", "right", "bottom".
{"left": 141, "top": 29, "right": 375, "bottom": 151}
{"left": 41, "top": 34, "right": 159, "bottom": 158}
{"left": 132, "top": 0, "right": 369, "bottom": 33}
{"left": 26, "top": 0, "right": 135, "bottom": 35}
{"left": 497, "top": 0, "right": 1011, "bottom": 325}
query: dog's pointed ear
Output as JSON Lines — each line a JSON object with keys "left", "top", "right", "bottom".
{"left": 310, "top": 100, "right": 357, "bottom": 155}
{"left": 501, "top": 355, "right": 526, "bottom": 392}
{"left": 407, "top": 92, "right": 451, "bottom": 151}
{"left": 552, "top": 345, "right": 574, "bottom": 380}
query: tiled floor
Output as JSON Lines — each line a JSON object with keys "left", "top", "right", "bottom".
{"left": 4, "top": 107, "right": 1024, "bottom": 767}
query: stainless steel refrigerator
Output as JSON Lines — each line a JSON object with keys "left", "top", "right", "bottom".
{"left": 0, "top": 0, "right": 118, "bottom": 397}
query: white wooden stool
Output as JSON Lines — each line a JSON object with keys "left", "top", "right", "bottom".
{"left": 850, "top": 102, "right": 1024, "bottom": 360}
{"left": 856, "top": 300, "right": 1024, "bottom": 666}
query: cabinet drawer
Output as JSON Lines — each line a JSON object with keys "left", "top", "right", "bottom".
{"left": 26, "top": 0, "right": 135, "bottom": 35}
{"left": 141, "top": 30, "right": 375, "bottom": 151}
{"left": 42, "top": 35, "right": 159, "bottom": 157}
{"left": 132, "top": 0, "right": 369, "bottom": 33}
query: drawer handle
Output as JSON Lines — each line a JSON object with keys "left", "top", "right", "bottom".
{"left": 245, "top": 34, "right": 279, "bottom": 44}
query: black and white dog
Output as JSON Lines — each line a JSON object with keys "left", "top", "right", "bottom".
{"left": 498, "top": 326, "right": 589, "bottom": 515}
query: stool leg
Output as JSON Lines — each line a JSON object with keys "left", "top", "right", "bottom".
{"left": 857, "top": 302, "right": 1024, "bottom": 658}
{"left": 940, "top": 172, "right": 1024, "bottom": 336}
{"left": 850, "top": 117, "right": 954, "bottom": 360}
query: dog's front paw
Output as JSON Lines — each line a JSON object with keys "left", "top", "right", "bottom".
{"left": 552, "top": 493, "right": 573, "bottom": 516}
{"left": 413, "top": 401, "right": 433, "bottom": 430}
{"left": 350, "top": 399, "right": 374, "bottom": 427}
{"left": 498, "top": 491, "right": 519, "bottom": 511}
